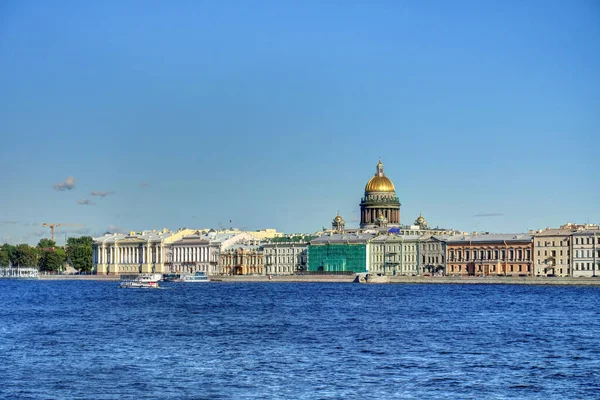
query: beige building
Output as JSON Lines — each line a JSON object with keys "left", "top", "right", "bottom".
{"left": 93, "top": 228, "right": 195, "bottom": 275}
{"left": 166, "top": 231, "right": 257, "bottom": 275}
{"left": 262, "top": 241, "right": 308, "bottom": 275}
{"left": 532, "top": 229, "right": 572, "bottom": 276}
{"left": 220, "top": 244, "right": 265, "bottom": 275}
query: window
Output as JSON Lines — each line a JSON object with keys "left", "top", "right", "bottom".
{"left": 575, "top": 238, "right": 579, "bottom": 245}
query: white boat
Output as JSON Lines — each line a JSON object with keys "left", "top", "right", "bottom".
{"left": 179, "top": 272, "right": 210, "bottom": 283}
{"left": 119, "top": 273, "right": 162, "bottom": 289}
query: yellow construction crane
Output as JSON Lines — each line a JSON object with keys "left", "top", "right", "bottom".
{"left": 41, "top": 223, "right": 84, "bottom": 242}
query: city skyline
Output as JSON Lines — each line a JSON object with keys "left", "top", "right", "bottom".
{"left": 1, "top": 1, "right": 599, "bottom": 244}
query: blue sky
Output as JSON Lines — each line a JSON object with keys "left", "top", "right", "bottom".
{"left": 1, "top": 0, "right": 598, "bottom": 245}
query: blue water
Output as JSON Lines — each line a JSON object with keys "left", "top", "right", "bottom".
{"left": 1, "top": 281, "right": 599, "bottom": 399}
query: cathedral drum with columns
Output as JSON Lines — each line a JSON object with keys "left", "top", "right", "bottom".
{"left": 360, "top": 160, "right": 401, "bottom": 228}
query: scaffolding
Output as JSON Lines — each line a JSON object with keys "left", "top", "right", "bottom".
{"left": 307, "top": 244, "right": 367, "bottom": 273}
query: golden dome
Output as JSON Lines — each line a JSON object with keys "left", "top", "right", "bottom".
{"left": 334, "top": 213, "right": 344, "bottom": 222}
{"left": 365, "top": 159, "right": 395, "bottom": 193}
{"left": 365, "top": 176, "right": 395, "bottom": 192}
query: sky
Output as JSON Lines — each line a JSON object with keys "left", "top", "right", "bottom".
{"left": 0, "top": 0, "right": 599, "bottom": 245}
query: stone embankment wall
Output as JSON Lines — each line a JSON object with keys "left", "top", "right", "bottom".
{"left": 37, "top": 274, "right": 600, "bottom": 285}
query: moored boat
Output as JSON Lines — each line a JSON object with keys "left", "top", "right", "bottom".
{"left": 119, "top": 273, "right": 162, "bottom": 288}
{"left": 179, "top": 272, "right": 210, "bottom": 283}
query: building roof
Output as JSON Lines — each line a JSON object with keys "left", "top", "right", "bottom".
{"left": 310, "top": 233, "right": 375, "bottom": 245}
{"left": 446, "top": 233, "right": 533, "bottom": 244}
{"left": 533, "top": 229, "right": 574, "bottom": 237}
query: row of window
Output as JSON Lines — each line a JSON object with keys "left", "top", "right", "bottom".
{"left": 574, "top": 237, "right": 600, "bottom": 245}
{"left": 573, "top": 250, "right": 600, "bottom": 258}
{"left": 449, "top": 264, "right": 531, "bottom": 273}
{"left": 449, "top": 249, "right": 530, "bottom": 261}
{"left": 536, "top": 237, "right": 599, "bottom": 247}
{"left": 574, "top": 263, "right": 600, "bottom": 271}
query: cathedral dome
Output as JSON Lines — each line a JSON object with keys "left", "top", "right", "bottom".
{"left": 365, "top": 160, "right": 395, "bottom": 193}
{"left": 333, "top": 213, "right": 344, "bottom": 223}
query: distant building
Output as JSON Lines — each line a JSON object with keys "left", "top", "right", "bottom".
{"left": 419, "top": 235, "right": 449, "bottom": 275}
{"left": 166, "top": 231, "right": 256, "bottom": 275}
{"left": 360, "top": 160, "right": 401, "bottom": 228}
{"left": 307, "top": 233, "right": 375, "bottom": 273}
{"left": 446, "top": 233, "right": 533, "bottom": 276}
{"left": 262, "top": 241, "right": 308, "bottom": 275}
{"left": 532, "top": 229, "right": 573, "bottom": 276}
{"left": 93, "top": 228, "right": 195, "bottom": 275}
{"left": 369, "top": 234, "right": 403, "bottom": 275}
{"left": 572, "top": 230, "right": 599, "bottom": 277}
{"left": 219, "top": 244, "right": 264, "bottom": 275}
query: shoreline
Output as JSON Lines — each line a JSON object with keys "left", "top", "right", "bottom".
{"left": 34, "top": 274, "right": 600, "bottom": 286}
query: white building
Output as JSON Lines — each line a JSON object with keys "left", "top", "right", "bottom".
{"left": 262, "top": 241, "right": 308, "bottom": 275}
{"left": 572, "top": 230, "right": 599, "bottom": 277}
{"left": 93, "top": 228, "right": 195, "bottom": 275}
{"left": 166, "top": 231, "right": 257, "bottom": 275}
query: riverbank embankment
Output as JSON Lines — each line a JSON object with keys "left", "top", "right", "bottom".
{"left": 212, "top": 275, "right": 600, "bottom": 286}
{"left": 36, "top": 274, "right": 600, "bottom": 286}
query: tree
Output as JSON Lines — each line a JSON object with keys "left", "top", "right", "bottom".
{"left": 38, "top": 247, "right": 66, "bottom": 272}
{"left": 37, "top": 238, "right": 56, "bottom": 249}
{"left": 66, "top": 236, "right": 93, "bottom": 273}
{"left": 0, "top": 247, "right": 10, "bottom": 267}
{"left": 1, "top": 244, "right": 16, "bottom": 266}
{"left": 13, "top": 244, "right": 39, "bottom": 268}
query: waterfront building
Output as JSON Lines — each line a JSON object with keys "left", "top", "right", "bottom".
{"left": 368, "top": 233, "right": 420, "bottom": 275}
{"left": 93, "top": 228, "right": 195, "bottom": 275}
{"left": 262, "top": 241, "right": 308, "bottom": 275}
{"left": 219, "top": 244, "right": 265, "bottom": 275}
{"left": 419, "top": 235, "right": 449, "bottom": 275}
{"left": 166, "top": 231, "right": 256, "bottom": 275}
{"left": 401, "top": 235, "right": 421, "bottom": 275}
{"left": 360, "top": 160, "right": 401, "bottom": 228}
{"left": 446, "top": 233, "right": 533, "bottom": 276}
{"left": 307, "top": 233, "right": 375, "bottom": 273}
{"left": 572, "top": 230, "right": 599, "bottom": 277}
{"left": 532, "top": 228, "right": 573, "bottom": 276}
{"left": 369, "top": 234, "right": 403, "bottom": 275}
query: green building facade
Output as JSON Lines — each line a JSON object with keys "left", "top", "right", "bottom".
{"left": 307, "top": 233, "right": 374, "bottom": 273}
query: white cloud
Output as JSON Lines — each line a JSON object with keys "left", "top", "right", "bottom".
{"left": 77, "top": 199, "right": 95, "bottom": 206}
{"left": 53, "top": 176, "right": 76, "bottom": 191}
{"left": 140, "top": 182, "right": 150, "bottom": 188}
{"left": 90, "top": 190, "right": 115, "bottom": 197}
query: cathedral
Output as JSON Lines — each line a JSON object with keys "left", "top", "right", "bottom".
{"left": 360, "top": 160, "right": 401, "bottom": 228}
{"left": 327, "top": 160, "right": 457, "bottom": 236}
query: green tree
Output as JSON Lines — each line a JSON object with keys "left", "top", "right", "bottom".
{"left": 0, "top": 247, "right": 10, "bottom": 267}
{"left": 2, "top": 244, "right": 16, "bottom": 266}
{"left": 38, "top": 247, "right": 66, "bottom": 272}
{"left": 13, "top": 244, "right": 39, "bottom": 268}
{"left": 66, "top": 236, "right": 93, "bottom": 273}
{"left": 37, "top": 238, "right": 56, "bottom": 249}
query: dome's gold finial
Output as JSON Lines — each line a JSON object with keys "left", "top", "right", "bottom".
{"left": 365, "top": 159, "right": 395, "bottom": 193}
